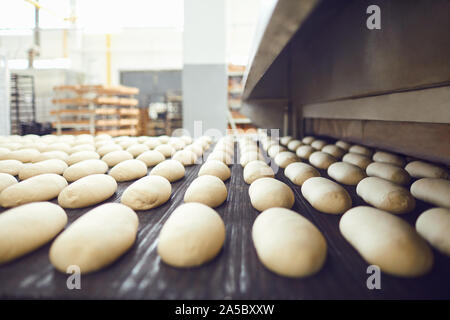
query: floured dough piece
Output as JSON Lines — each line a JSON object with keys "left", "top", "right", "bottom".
{"left": 284, "top": 162, "right": 320, "bottom": 186}
{"left": 50, "top": 203, "right": 138, "bottom": 274}
{"left": 184, "top": 144, "right": 203, "bottom": 157}
{"left": 302, "top": 136, "right": 315, "bottom": 145}
{"left": 66, "top": 151, "right": 100, "bottom": 166}
{"left": 340, "top": 206, "right": 433, "bottom": 277}
{"left": 150, "top": 159, "right": 185, "bottom": 182}
{"left": 252, "top": 207, "right": 327, "bottom": 278}
{"left": 274, "top": 151, "right": 298, "bottom": 168}
{"left": 243, "top": 160, "right": 275, "bottom": 184}
{"left": 121, "top": 175, "right": 171, "bottom": 210}
{"left": 349, "top": 145, "right": 373, "bottom": 157}
{"left": 357, "top": 177, "right": 415, "bottom": 214}
{"left": 311, "top": 140, "right": 327, "bottom": 150}
{"left": 157, "top": 202, "right": 225, "bottom": 267}
{"left": 342, "top": 152, "right": 372, "bottom": 170}
{"left": 143, "top": 137, "right": 162, "bottom": 149}
{"left": 63, "top": 159, "right": 108, "bottom": 182}
{"left": 69, "top": 144, "right": 95, "bottom": 154}
{"left": 58, "top": 174, "right": 117, "bottom": 208}
{"left": 0, "top": 173, "right": 68, "bottom": 207}
{"left": 405, "top": 161, "right": 449, "bottom": 179}
{"left": 19, "top": 159, "right": 68, "bottom": 180}
{"left": 136, "top": 150, "right": 165, "bottom": 167}
{"left": 46, "top": 142, "right": 71, "bottom": 154}
{"left": 97, "top": 144, "right": 123, "bottom": 157}
{"left": 101, "top": 150, "right": 133, "bottom": 167}
{"left": 0, "top": 159, "right": 24, "bottom": 175}
{"left": 410, "top": 178, "right": 450, "bottom": 208}
{"left": 0, "top": 202, "right": 67, "bottom": 265}
{"left": 335, "top": 140, "right": 351, "bottom": 150}
{"left": 126, "top": 144, "right": 150, "bottom": 157}
{"left": 249, "top": 177, "right": 294, "bottom": 211}
{"left": 322, "top": 145, "right": 346, "bottom": 159}
{"left": 372, "top": 151, "right": 405, "bottom": 167}
{"left": 239, "top": 151, "right": 265, "bottom": 167}
{"left": 208, "top": 151, "right": 233, "bottom": 165}
{"left": 280, "top": 136, "right": 293, "bottom": 146}
{"left": 327, "top": 161, "right": 366, "bottom": 185}
{"left": 296, "top": 145, "right": 315, "bottom": 160}
{"left": 366, "top": 162, "right": 410, "bottom": 185}
{"left": 416, "top": 208, "right": 450, "bottom": 256}
{"left": 2, "top": 148, "right": 40, "bottom": 163}
{"left": 154, "top": 144, "right": 175, "bottom": 157}
{"left": 184, "top": 175, "right": 227, "bottom": 208}
{"left": 198, "top": 160, "right": 231, "bottom": 181}
{"left": 268, "top": 145, "right": 286, "bottom": 158}
{"left": 301, "top": 177, "right": 352, "bottom": 214}
{"left": 109, "top": 159, "right": 148, "bottom": 182}
{"left": 309, "top": 151, "right": 337, "bottom": 169}
{"left": 287, "top": 140, "right": 302, "bottom": 151}
{"left": 33, "top": 151, "right": 69, "bottom": 163}
{"left": 172, "top": 149, "right": 197, "bottom": 166}
{"left": 0, "top": 173, "right": 17, "bottom": 193}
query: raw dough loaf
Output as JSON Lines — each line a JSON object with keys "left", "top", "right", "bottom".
{"left": 19, "top": 159, "right": 68, "bottom": 180}
{"left": 274, "top": 151, "right": 299, "bottom": 168}
{"left": 405, "top": 161, "right": 449, "bottom": 179}
{"left": 172, "top": 149, "right": 197, "bottom": 166}
{"left": 372, "top": 151, "right": 405, "bottom": 167}
{"left": 0, "top": 173, "right": 68, "bottom": 207}
{"left": 154, "top": 144, "right": 175, "bottom": 157}
{"left": 301, "top": 177, "right": 352, "bottom": 214}
{"left": 2, "top": 148, "right": 40, "bottom": 163}
{"left": 121, "top": 175, "right": 171, "bottom": 210}
{"left": 184, "top": 175, "right": 227, "bottom": 208}
{"left": 101, "top": 150, "right": 133, "bottom": 167}
{"left": 335, "top": 140, "right": 351, "bottom": 150}
{"left": 109, "top": 159, "right": 147, "bottom": 182}
{"left": 311, "top": 140, "right": 327, "bottom": 150}
{"left": 136, "top": 150, "right": 165, "bottom": 167}
{"left": 69, "top": 144, "right": 95, "bottom": 154}
{"left": 340, "top": 206, "right": 433, "bottom": 277}
{"left": 349, "top": 145, "right": 373, "bottom": 157}
{"left": 0, "top": 202, "right": 67, "bottom": 265}
{"left": 63, "top": 159, "right": 108, "bottom": 182}
{"left": 287, "top": 140, "right": 302, "bottom": 151}
{"left": 97, "top": 144, "right": 123, "bottom": 157}
{"left": 33, "top": 151, "right": 69, "bottom": 163}
{"left": 356, "top": 177, "right": 415, "bottom": 214}
{"left": 198, "top": 160, "right": 231, "bottom": 181}
{"left": 302, "top": 136, "right": 315, "bottom": 145}
{"left": 252, "top": 207, "right": 327, "bottom": 277}
{"left": 150, "top": 159, "right": 185, "bottom": 182}
{"left": 322, "top": 145, "right": 346, "bottom": 159}
{"left": 157, "top": 202, "right": 225, "bottom": 267}
{"left": 342, "top": 152, "right": 372, "bottom": 170}
{"left": 243, "top": 160, "right": 275, "bottom": 184}
{"left": 143, "top": 137, "right": 162, "bottom": 149}
{"left": 416, "top": 208, "right": 450, "bottom": 256}
{"left": 0, "top": 173, "right": 17, "bottom": 193}
{"left": 268, "top": 145, "right": 286, "bottom": 158}
{"left": 49, "top": 203, "right": 138, "bottom": 274}
{"left": 126, "top": 144, "right": 149, "bottom": 157}
{"left": 46, "top": 143, "right": 71, "bottom": 154}
{"left": 184, "top": 144, "right": 203, "bottom": 157}
{"left": 249, "top": 177, "right": 294, "bottom": 211}
{"left": 66, "top": 151, "right": 100, "bottom": 166}
{"left": 58, "top": 174, "right": 117, "bottom": 208}
{"left": 410, "top": 178, "right": 450, "bottom": 208}
{"left": 280, "top": 136, "right": 293, "bottom": 146}
{"left": 327, "top": 161, "right": 366, "bottom": 185}
{"left": 239, "top": 151, "right": 265, "bottom": 167}
{"left": 207, "top": 151, "right": 233, "bottom": 165}
{"left": 0, "top": 159, "right": 23, "bottom": 175}
{"left": 309, "top": 151, "right": 337, "bottom": 169}
{"left": 284, "top": 162, "right": 320, "bottom": 186}
{"left": 366, "top": 162, "right": 410, "bottom": 185}
{"left": 296, "top": 145, "right": 315, "bottom": 160}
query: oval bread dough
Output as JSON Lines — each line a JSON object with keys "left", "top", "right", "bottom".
{"left": 321, "top": 145, "right": 346, "bottom": 159}
{"left": 121, "top": 175, "right": 171, "bottom": 210}
{"left": 342, "top": 152, "right": 372, "bottom": 170}
{"left": 287, "top": 140, "right": 302, "bottom": 151}
{"left": 349, "top": 145, "right": 373, "bottom": 157}
{"left": 0, "top": 173, "right": 68, "bottom": 207}
{"left": 335, "top": 140, "right": 351, "bottom": 150}
{"left": 0, "top": 202, "right": 67, "bottom": 264}
{"left": 33, "top": 151, "right": 69, "bottom": 163}
{"left": 126, "top": 144, "right": 149, "bottom": 157}
{"left": 154, "top": 144, "right": 175, "bottom": 157}
{"left": 243, "top": 160, "right": 275, "bottom": 184}
{"left": 366, "top": 162, "right": 410, "bottom": 185}
{"left": 109, "top": 159, "right": 147, "bottom": 182}
{"left": 311, "top": 140, "right": 327, "bottom": 150}
{"left": 252, "top": 207, "right": 327, "bottom": 277}
{"left": 302, "top": 136, "right": 315, "bottom": 145}
{"left": 49, "top": 203, "right": 138, "bottom": 274}
{"left": 340, "top": 206, "right": 433, "bottom": 277}
{"left": 372, "top": 151, "right": 405, "bottom": 167}
{"left": 309, "top": 151, "right": 337, "bottom": 169}
{"left": 198, "top": 160, "right": 231, "bottom": 181}
{"left": 172, "top": 149, "right": 197, "bottom": 166}
{"left": 327, "top": 161, "right": 366, "bottom": 185}
{"left": 301, "top": 177, "right": 352, "bottom": 214}
{"left": 184, "top": 175, "right": 227, "bottom": 208}
{"left": 2, "top": 148, "right": 40, "bottom": 163}
{"left": 268, "top": 145, "right": 286, "bottom": 158}
{"left": 249, "top": 177, "right": 294, "bottom": 211}
{"left": 410, "top": 178, "right": 450, "bottom": 208}
{"left": 356, "top": 177, "right": 415, "bottom": 214}
{"left": 101, "top": 150, "right": 133, "bottom": 167}
{"left": 150, "top": 159, "right": 185, "bottom": 182}
{"left": 19, "top": 159, "right": 68, "bottom": 180}
{"left": 296, "top": 145, "right": 315, "bottom": 160}
{"left": 157, "top": 202, "right": 225, "bottom": 267}
{"left": 274, "top": 151, "right": 298, "bottom": 168}
{"left": 58, "top": 174, "right": 117, "bottom": 208}
{"left": 66, "top": 151, "right": 100, "bottom": 166}
{"left": 97, "top": 144, "right": 123, "bottom": 157}
{"left": 0, "top": 173, "right": 17, "bottom": 193}
{"left": 208, "top": 151, "right": 233, "bottom": 165}
{"left": 284, "top": 162, "right": 320, "bottom": 186}
{"left": 405, "top": 161, "right": 449, "bottom": 179}
{"left": 63, "top": 159, "right": 108, "bottom": 182}
{"left": 280, "top": 136, "right": 293, "bottom": 146}
{"left": 416, "top": 208, "right": 450, "bottom": 256}
{"left": 239, "top": 151, "right": 264, "bottom": 167}
{"left": 136, "top": 150, "right": 165, "bottom": 167}
{"left": 143, "top": 137, "right": 162, "bottom": 149}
